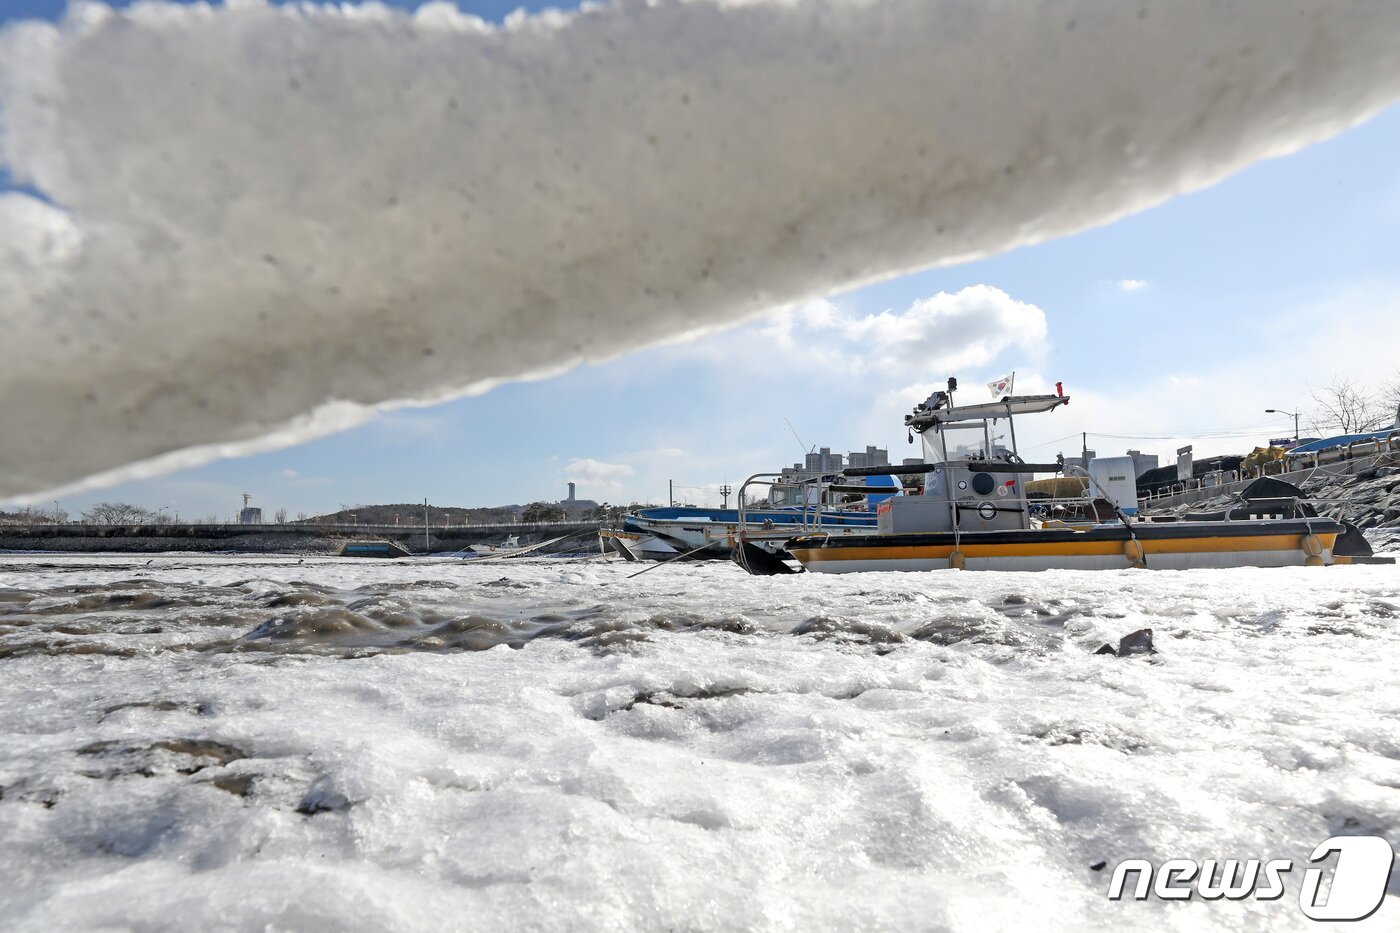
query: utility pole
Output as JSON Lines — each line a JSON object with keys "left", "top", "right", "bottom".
{"left": 720, "top": 483, "right": 732, "bottom": 509}
{"left": 423, "top": 498, "right": 430, "bottom": 552}
{"left": 669, "top": 479, "right": 674, "bottom": 507}
{"left": 1265, "top": 408, "right": 1300, "bottom": 441}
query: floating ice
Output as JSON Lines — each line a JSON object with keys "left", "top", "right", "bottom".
{"left": 3, "top": 0, "right": 1400, "bottom": 496}
{"left": 1, "top": 555, "right": 1398, "bottom": 929}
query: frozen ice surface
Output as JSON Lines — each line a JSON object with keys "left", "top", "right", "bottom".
{"left": 1, "top": 555, "right": 1398, "bottom": 930}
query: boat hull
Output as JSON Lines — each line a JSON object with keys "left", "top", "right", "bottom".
{"left": 786, "top": 520, "right": 1344, "bottom": 573}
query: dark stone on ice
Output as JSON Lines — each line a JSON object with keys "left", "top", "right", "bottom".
{"left": 297, "top": 780, "right": 351, "bottom": 816}
{"left": 1094, "top": 628, "right": 1155, "bottom": 657}
{"left": 1090, "top": 860, "right": 1108, "bottom": 872}
{"left": 1117, "top": 628, "right": 1155, "bottom": 656}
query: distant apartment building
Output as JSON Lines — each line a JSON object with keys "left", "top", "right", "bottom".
{"left": 772, "top": 445, "right": 895, "bottom": 502}
{"left": 786, "top": 444, "right": 890, "bottom": 477}
{"left": 846, "top": 446, "right": 890, "bottom": 470}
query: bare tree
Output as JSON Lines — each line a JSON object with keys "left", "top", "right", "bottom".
{"left": 275, "top": 507, "right": 288, "bottom": 524}
{"left": 1383, "top": 373, "right": 1400, "bottom": 429}
{"left": 1308, "top": 377, "right": 1390, "bottom": 435}
{"left": 0, "top": 507, "right": 61, "bottom": 525}
{"left": 82, "top": 502, "right": 157, "bottom": 524}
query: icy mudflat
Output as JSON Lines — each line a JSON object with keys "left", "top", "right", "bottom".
{"left": 1, "top": 553, "right": 1398, "bottom": 931}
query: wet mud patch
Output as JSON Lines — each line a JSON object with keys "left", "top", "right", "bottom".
{"left": 75, "top": 738, "right": 250, "bottom": 779}
{"left": 402, "top": 615, "right": 535, "bottom": 651}
{"left": 260, "top": 590, "right": 343, "bottom": 609}
{"left": 0, "top": 639, "right": 143, "bottom": 660}
{"left": 0, "top": 588, "right": 38, "bottom": 608}
{"left": 101, "top": 699, "right": 211, "bottom": 721}
{"left": 1025, "top": 723, "right": 1149, "bottom": 754}
{"left": 790, "top": 616, "right": 906, "bottom": 652}
{"left": 908, "top": 616, "right": 1017, "bottom": 648}
{"left": 241, "top": 609, "right": 388, "bottom": 643}
{"left": 0, "top": 778, "right": 62, "bottom": 809}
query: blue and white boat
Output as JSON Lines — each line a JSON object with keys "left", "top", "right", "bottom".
{"left": 621, "top": 474, "right": 904, "bottom": 558}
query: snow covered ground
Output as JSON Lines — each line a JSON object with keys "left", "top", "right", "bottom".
{"left": 2, "top": 553, "right": 1398, "bottom": 930}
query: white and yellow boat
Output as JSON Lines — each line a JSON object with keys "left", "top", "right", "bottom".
{"left": 786, "top": 518, "right": 1345, "bottom": 573}
{"left": 742, "top": 378, "right": 1374, "bottom": 575}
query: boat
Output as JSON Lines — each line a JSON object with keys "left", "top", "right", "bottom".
{"left": 337, "top": 540, "right": 411, "bottom": 558}
{"left": 463, "top": 534, "right": 573, "bottom": 560}
{"left": 607, "top": 468, "right": 909, "bottom": 561}
{"left": 623, "top": 503, "right": 883, "bottom": 558}
{"left": 741, "top": 377, "right": 1380, "bottom": 574}
{"left": 598, "top": 527, "right": 681, "bottom": 562}
{"left": 468, "top": 534, "right": 520, "bottom": 555}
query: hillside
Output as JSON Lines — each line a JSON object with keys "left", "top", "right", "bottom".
{"left": 301, "top": 501, "right": 629, "bottom": 526}
{"left": 301, "top": 503, "right": 524, "bottom": 526}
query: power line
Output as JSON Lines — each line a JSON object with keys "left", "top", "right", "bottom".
{"left": 1087, "top": 426, "right": 1281, "bottom": 441}
{"left": 1024, "top": 423, "right": 1289, "bottom": 452}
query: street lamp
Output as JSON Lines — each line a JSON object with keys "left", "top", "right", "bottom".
{"left": 1265, "top": 408, "right": 1300, "bottom": 441}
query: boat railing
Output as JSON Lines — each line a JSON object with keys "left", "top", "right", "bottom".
{"left": 739, "top": 456, "right": 1142, "bottom": 537}
{"left": 735, "top": 471, "right": 900, "bottom": 540}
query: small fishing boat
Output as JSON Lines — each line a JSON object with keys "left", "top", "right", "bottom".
{"left": 740, "top": 378, "right": 1378, "bottom": 574}
{"left": 598, "top": 528, "right": 681, "bottom": 561}
{"left": 469, "top": 535, "right": 520, "bottom": 555}
{"left": 337, "top": 540, "right": 411, "bottom": 558}
{"left": 624, "top": 503, "right": 884, "bottom": 559}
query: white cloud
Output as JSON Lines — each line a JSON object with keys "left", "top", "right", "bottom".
{"left": 4, "top": 0, "right": 1400, "bottom": 496}
{"left": 1118, "top": 278, "right": 1149, "bottom": 291}
{"left": 565, "top": 458, "right": 633, "bottom": 491}
{"left": 843, "top": 285, "right": 1048, "bottom": 378}
{"left": 718, "top": 285, "right": 1048, "bottom": 384}
{"left": 280, "top": 468, "right": 298, "bottom": 478}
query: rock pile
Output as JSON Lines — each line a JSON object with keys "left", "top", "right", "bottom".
{"left": 1145, "top": 463, "right": 1400, "bottom": 554}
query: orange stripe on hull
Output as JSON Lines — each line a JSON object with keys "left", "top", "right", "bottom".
{"left": 789, "top": 533, "right": 1336, "bottom": 563}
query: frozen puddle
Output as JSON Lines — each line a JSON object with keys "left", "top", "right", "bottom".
{"left": 1, "top": 555, "right": 1398, "bottom": 930}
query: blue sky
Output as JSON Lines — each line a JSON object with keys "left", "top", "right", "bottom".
{"left": 5, "top": 0, "right": 1400, "bottom": 520}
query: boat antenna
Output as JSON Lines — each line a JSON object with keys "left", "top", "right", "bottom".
{"left": 783, "top": 417, "right": 814, "bottom": 456}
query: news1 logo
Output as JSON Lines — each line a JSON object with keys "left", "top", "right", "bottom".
{"left": 1107, "top": 836, "right": 1395, "bottom": 921}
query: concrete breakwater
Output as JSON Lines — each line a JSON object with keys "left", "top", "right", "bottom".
{"left": 0, "top": 521, "right": 602, "bottom": 555}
